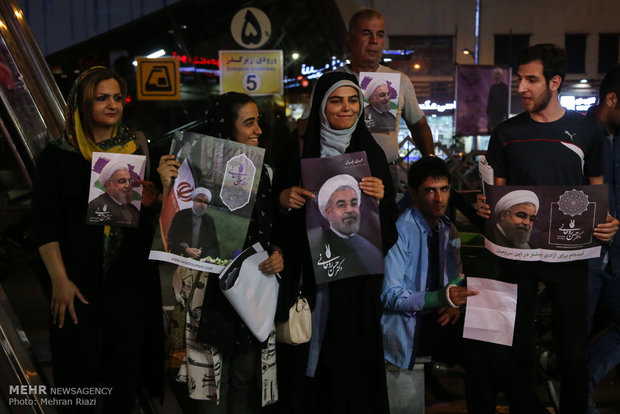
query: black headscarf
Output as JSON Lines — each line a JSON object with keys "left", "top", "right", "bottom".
{"left": 198, "top": 92, "right": 275, "bottom": 352}
{"left": 272, "top": 71, "right": 398, "bottom": 413}
{"left": 202, "top": 91, "right": 256, "bottom": 140}
{"left": 303, "top": 71, "right": 398, "bottom": 253}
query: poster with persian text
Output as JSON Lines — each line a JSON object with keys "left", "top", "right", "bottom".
{"left": 484, "top": 183, "right": 608, "bottom": 262}
{"left": 149, "top": 131, "right": 264, "bottom": 273}
{"left": 301, "top": 152, "right": 383, "bottom": 284}
{"left": 359, "top": 71, "right": 400, "bottom": 133}
{"left": 87, "top": 152, "right": 146, "bottom": 228}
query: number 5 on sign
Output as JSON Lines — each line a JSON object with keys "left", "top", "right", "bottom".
{"left": 219, "top": 50, "right": 283, "bottom": 96}
{"left": 243, "top": 73, "right": 261, "bottom": 92}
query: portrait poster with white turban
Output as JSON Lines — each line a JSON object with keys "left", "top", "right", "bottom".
{"left": 87, "top": 152, "right": 146, "bottom": 228}
{"left": 455, "top": 65, "right": 511, "bottom": 136}
{"left": 301, "top": 151, "right": 384, "bottom": 284}
{"left": 149, "top": 131, "right": 264, "bottom": 273}
{"left": 484, "top": 183, "right": 608, "bottom": 262}
{"left": 359, "top": 72, "right": 400, "bottom": 133}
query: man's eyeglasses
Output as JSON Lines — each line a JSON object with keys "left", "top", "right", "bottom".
{"left": 374, "top": 92, "right": 389, "bottom": 98}
{"left": 194, "top": 199, "right": 209, "bottom": 205}
{"left": 115, "top": 178, "right": 134, "bottom": 185}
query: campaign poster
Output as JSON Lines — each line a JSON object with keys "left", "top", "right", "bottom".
{"left": 359, "top": 71, "right": 400, "bottom": 133}
{"left": 455, "top": 64, "right": 511, "bottom": 136}
{"left": 86, "top": 152, "right": 146, "bottom": 228}
{"left": 149, "top": 131, "right": 264, "bottom": 273}
{"left": 484, "top": 183, "right": 608, "bottom": 262}
{"left": 301, "top": 152, "right": 383, "bottom": 284}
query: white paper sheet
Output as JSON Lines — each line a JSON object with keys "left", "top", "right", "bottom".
{"left": 219, "top": 243, "right": 279, "bottom": 342}
{"left": 478, "top": 155, "right": 494, "bottom": 190}
{"left": 463, "top": 276, "right": 518, "bottom": 346}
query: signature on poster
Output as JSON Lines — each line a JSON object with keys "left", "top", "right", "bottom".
{"left": 558, "top": 219, "right": 585, "bottom": 241}
{"left": 316, "top": 243, "right": 345, "bottom": 278}
{"left": 345, "top": 158, "right": 364, "bottom": 166}
{"left": 229, "top": 162, "right": 249, "bottom": 186}
{"left": 91, "top": 204, "right": 113, "bottom": 222}
{"left": 221, "top": 154, "right": 256, "bottom": 211}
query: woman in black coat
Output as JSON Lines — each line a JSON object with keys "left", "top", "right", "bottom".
{"left": 32, "top": 67, "right": 164, "bottom": 413}
{"left": 159, "top": 92, "right": 284, "bottom": 413}
{"left": 273, "top": 71, "right": 398, "bottom": 414}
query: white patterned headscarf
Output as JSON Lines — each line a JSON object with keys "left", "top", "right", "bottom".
{"left": 318, "top": 80, "right": 364, "bottom": 158}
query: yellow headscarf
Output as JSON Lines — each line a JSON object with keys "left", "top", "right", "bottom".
{"left": 59, "top": 66, "right": 137, "bottom": 161}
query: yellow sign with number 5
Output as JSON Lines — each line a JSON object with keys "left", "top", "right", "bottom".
{"left": 219, "top": 50, "right": 283, "bottom": 96}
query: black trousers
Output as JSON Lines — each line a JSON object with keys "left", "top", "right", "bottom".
{"left": 51, "top": 315, "right": 146, "bottom": 414}
{"left": 417, "top": 311, "right": 465, "bottom": 367}
{"left": 465, "top": 259, "right": 588, "bottom": 414}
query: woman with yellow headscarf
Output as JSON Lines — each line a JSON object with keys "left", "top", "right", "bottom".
{"left": 32, "top": 67, "right": 165, "bottom": 412}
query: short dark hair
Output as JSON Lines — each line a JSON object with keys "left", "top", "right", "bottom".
{"left": 408, "top": 156, "right": 450, "bottom": 191}
{"left": 599, "top": 64, "right": 620, "bottom": 104}
{"left": 348, "top": 8, "right": 384, "bottom": 33}
{"left": 516, "top": 43, "right": 567, "bottom": 90}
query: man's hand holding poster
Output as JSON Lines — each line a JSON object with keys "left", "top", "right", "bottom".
{"left": 301, "top": 152, "right": 383, "bottom": 284}
{"left": 149, "top": 131, "right": 264, "bottom": 273}
{"left": 484, "top": 183, "right": 608, "bottom": 262}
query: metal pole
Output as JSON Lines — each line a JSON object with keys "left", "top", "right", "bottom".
{"left": 475, "top": 0, "right": 480, "bottom": 64}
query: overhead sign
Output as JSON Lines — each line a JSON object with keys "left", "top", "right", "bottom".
{"left": 230, "top": 7, "right": 271, "bottom": 49}
{"left": 136, "top": 57, "right": 180, "bottom": 101}
{"left": 219, "top": 50, "right": 283, "bottom": 96}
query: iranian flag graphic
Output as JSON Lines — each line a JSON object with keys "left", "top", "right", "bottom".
{"left": 159, "top": 159, "right": 195, "bottom": 250}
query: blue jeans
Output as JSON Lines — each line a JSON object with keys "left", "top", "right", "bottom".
{"left": 587, "top": 268, "right": 620, "bottom": 396}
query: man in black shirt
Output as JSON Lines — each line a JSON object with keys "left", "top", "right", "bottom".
{"left": 474, "top": 44, "right": 618, "bottom": 414}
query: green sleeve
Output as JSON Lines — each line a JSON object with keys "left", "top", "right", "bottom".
{"left": 423, "top": 289, "right": 449, "bottom": 309}
{"left": 422, "top": 275, "right": 463, "bottom": 309}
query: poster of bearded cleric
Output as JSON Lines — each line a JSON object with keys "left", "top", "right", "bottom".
{"left": 484, "top": 184, "right": 608, "bottom": 262}
{"left": 301, "top": 152, "right": 383, "bottom": 284}
{"left": 149, "top": 131, "right": 264, "bottom": 273}
{"left": 455, "top": 64, "right": 511, "bottom": 136}
{"left": 359, "top": 72, "right": 400, "bottom": 133}
{"left": 86, "top": 152, "right": 146, "bottom": 228}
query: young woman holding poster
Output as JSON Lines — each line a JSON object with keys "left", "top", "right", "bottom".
{"left": 32, "top": 67, "right": 164, "bottom": 411}
{"left": 160, "top": 92, "right": 283, "bottom": 413}
{"left": 273, "top": 71, "right": 398, "bottom": 414}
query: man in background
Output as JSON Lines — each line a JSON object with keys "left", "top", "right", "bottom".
{"left": 301, "top": 8, "right": 434, "bottom": 163}
{"left": 486, "top": 66, "right": 510, "bottom": 133}
{"left": 382, "top": 156, "right": 477, "bottom": 375}
{"left": 475, "top": 43, "right": 617, "bottom": 414}
{"left": 586, "top": 64, "right": 620, "bottom": 414}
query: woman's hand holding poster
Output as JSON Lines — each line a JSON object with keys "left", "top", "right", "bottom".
{"left": 483, "top": 183, "right": 608, "bottom": 262}
{"left": 301, "top": 151, "right": 383, "bottom": 284}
